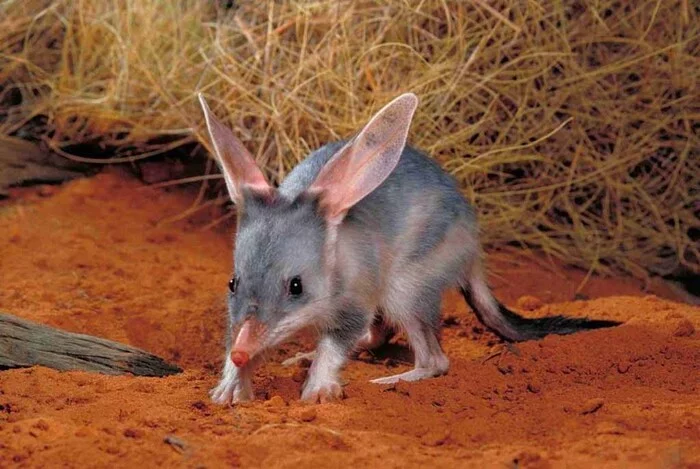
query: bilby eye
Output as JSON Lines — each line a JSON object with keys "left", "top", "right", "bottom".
{"left": 288, "top": 276, "right": 303, "bottom": 296}
{"left": 228, "top": 276, "right": 238, "bottom": 294}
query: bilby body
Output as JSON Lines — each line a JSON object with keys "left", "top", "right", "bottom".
{"left": 199, "top": 93, "right": 619, "bottom": 404}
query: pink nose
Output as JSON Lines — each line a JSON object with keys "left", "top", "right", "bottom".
{"left": 230, "top": 319, "right": 265, "bottom": 367}
{"left": 231, "top": 350, "right": 250, "bottom": 367}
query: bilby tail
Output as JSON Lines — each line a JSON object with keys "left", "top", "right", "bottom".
{"left": 460, "top": 267, "right": 620, "bottom": 342}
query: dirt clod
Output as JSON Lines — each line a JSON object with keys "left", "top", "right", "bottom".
{"left": 191, "top": 401, "right": 208, "bottom": 412}
{"left": 32, "top": 420, "right": 49, "bottom": 431}
{"left": 512, "top": 451, "right": 551, "bottom": 469}
{"left": 295, "top": 407, "right": 317, "bottom": 422}
{"left": 527, "top": 382, "right": 541, "bottom": 394}
{"left": 596, "top": 421, "right": 625, "bottom": 435}
{"left": 673, "top": 319, "right": 695, "bottom": 337}
{"left": 266, "top": 395, "right": 286, "bottom": 407}
{"left": 421, "top": 429, "right": 450, "bottom": 447}
{"left": 580, "top": 398, "right": 605, "bottom": 415}
{"left": 516, "top": 295, "right": 544, "bottom": 311}
{"left": 124, "top": 428, "right": 145, "bottom": 439}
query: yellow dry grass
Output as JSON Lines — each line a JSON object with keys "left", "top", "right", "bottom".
{"left": 1, "top": 0, "right": 698, "bottom": 281}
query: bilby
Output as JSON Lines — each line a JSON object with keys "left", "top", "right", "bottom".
{"left": 198, "top": 93, "right": 619, "bottom": 404}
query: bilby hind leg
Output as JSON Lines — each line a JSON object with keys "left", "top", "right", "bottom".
{"left": 285, "top": 313, "right": 392, "bottom": 369}
{"left": 371, "top": 289, "right": 449, "bottom": 384}
{"left": 355, "top": 313, "right": 395, "bottom": 351}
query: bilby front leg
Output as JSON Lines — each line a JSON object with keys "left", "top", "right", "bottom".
{"left": 301, "top": 306, "right": 368, "bottom": 403}
{"left": 301, "top": 334, "right": 348, "bottom": 403}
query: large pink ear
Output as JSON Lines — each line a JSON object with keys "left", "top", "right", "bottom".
{"left": 308, "top": 93, "right": 418, "bottom": 223}
{"left": 198, "top": 94, "right": 270, "bottom": 204}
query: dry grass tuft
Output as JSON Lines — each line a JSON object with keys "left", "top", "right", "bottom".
{"left": 1, "top": 0, "right": 698, "bottom": 280}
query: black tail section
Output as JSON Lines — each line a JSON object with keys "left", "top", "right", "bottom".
{"left": 460, "top": 286, "right": 621, "bottom": 342}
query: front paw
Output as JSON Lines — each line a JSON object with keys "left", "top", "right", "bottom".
{"left": 210, "top": 379, "right": 254, "bottom": 405}
{"left": 301, "top": 380, "right": 344, "bottom": 404}
{"left": 210, "top": 372, "right": 254, "bottom": 405}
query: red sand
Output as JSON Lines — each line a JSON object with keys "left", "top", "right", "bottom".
{"left": 1, "top": 170, "right": 698, "bottom": 468}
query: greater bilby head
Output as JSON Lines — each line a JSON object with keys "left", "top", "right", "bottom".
{"left": 198, "top": 93, "right": 418, "bottom": 366}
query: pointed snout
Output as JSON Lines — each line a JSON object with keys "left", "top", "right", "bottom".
{"left": 230, "top": 318, "right": 266, "bottom": 368}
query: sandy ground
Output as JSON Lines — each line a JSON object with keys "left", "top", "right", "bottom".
{"left": 0, "top": 170, "right": 698, "bottom": 468}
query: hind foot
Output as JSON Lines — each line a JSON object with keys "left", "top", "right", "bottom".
{"left": 281, "top": 351, "right": 316, "bottom": 367}
{"left": 370, "top": 365, "right": 447, "bottom": 385}
{"left": 370, "top": 338, "right": 450, "bottom": 385}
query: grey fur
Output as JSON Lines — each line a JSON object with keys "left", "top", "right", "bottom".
{"left": 201, "top": 93, "right": 619, "bottom": 404}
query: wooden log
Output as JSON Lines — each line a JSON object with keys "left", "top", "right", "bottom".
{"left": 0, "top": 312, "right": 181, "bottom": 377}
{"left": 0, "top": 136, "right": 87, "bottom": 196}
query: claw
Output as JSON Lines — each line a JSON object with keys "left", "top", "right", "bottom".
{"left": 210, "top": 382, "right": 233, "bottom": 405}
{"left": 210, "top": 379, "right": 253, "bottom": 405}
{"left": 301, "top": 382, "right": 344, "bottom": 404}
{"left": 209, "top": 356, "right": 255, "bottom": 405}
